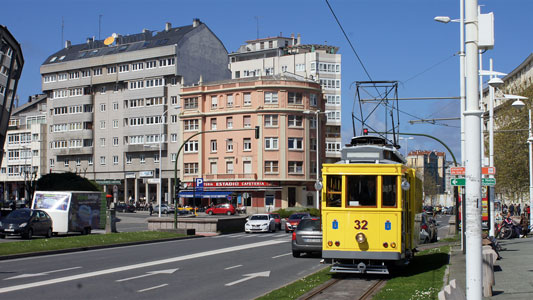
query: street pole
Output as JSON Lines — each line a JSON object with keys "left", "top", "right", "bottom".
{"left": 158, "top": 113, "right": 163, "bottom": 218}
{"left": 464, "top": 0, "right": 483, "bottom": 298}
{"left": 488, "top": 59, "right": 495, "bottom": 237}
{"left": 315, "top": 111, "right": 320, "bottom": 210}
{"left": 529, "top": 109, "right": 533, "bottom": 231}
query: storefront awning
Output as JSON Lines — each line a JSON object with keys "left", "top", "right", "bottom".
{"left": 178, "top": 191, "right": 232, "bottom": 199}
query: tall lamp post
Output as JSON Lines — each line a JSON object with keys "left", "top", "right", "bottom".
{"left": 305, "top": 110, "right": 325, "bottom": 210}
{"left": 399, "top": 136, "right": 414, "bottom": 157}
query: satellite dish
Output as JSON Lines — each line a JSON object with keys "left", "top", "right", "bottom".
{"left": 104, "top": 36, "right": 115, "bottom": 46}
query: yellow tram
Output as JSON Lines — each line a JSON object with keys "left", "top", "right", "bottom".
{"left": 321, "top": 135, "right": 423, "bottom": 274}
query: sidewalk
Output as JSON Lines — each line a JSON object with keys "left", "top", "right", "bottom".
{"left": 448, "top": 236, "right": 533, "bottom": 299}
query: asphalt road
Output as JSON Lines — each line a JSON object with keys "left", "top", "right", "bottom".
{"left": 0, "top": 231, "right": 324, "bottom": 299}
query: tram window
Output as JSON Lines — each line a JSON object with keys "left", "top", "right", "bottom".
{"left": 382, "top": 175, "right": 397, "bottom": 207}
{"left": 325, "top": 175, "right": 342, "bottom": 207}
{"left": 347, "top": 175, "right": 376, "bottom": 207}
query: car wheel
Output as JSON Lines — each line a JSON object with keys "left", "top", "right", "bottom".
{"left": 24, "top": 228, "right": 33, "bottom": 240}
{"left": 46, "top": 228, "right": 52, "bottom": 238}
{"left": 0, "top": 234, "right": 5, "bottom": 239}
{"left": 226, "top": 211, "right": 232, "bottom": 216}
{"left": 208, "top": 211, "right": 213, "bottom": 215}
{"left": 292, "top": 250, "right": 300, "bottom": 258}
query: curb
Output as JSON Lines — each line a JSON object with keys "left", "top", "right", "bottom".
{"left": 0, "top": 235, "right": 202, "bottom": 261}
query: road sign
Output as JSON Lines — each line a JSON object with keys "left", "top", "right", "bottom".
{"left": 451, "top": 178, "right": 465, "bottom": 186}
{"left": 450, "top": 167, "right": 496, "bottom": 175}
{"left": 483, "top": 167, "right": 496, "bottom": 175}
{"left": 450, "top": 167, "right": 465, "bottom": 175}
{"left": 195, "top": 178, "right": 204, "bottom": 191}
{"left": 450, "top": 178, "right": 496, "bottom": 186}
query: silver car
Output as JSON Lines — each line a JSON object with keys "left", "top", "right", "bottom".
{"left": 291, "top": 217, "right": 322, "bottom": 257}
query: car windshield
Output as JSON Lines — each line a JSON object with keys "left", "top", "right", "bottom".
{"left": 250, "top": 215, "right": 268, "bottom": 220}
{"left": 7, "top": 210, "right": 31, "bottom": 219}
{"left": 297, "top": 219, "right": 321, "bottom": 231}
{"left": 289, "top": 214, "right": 307, "bottom": 220}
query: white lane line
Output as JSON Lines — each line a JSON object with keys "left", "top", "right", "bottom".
{"left": 272, "top": 253, "right": 291, "bottom": 259}
{"left": 116, "top": 268, "right": 178, "bottom": 282}
{"left": 224, "top": 265, "right": 243, "bottom": 270}
{"left": 0, "top": 239, "right": 286, "bottom": 294}
{"left": 137, "top": 284, "right": 168, "bottom": 293}
{"left": 4, "top": 266, "right": 82, "bottom": 280}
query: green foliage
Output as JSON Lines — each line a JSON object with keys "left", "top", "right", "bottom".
{"left": 257, "top": 267, "right": 331, "bottom": 300}
{"left": 273, "top": 208, "right": 320, "bottom": 218}
{"left": 36, "top": 172, "right": 101, "bottom": 192}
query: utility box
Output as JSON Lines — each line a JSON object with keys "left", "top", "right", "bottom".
{"left": 479, "top": 12, "right": 494, "bottom": 50}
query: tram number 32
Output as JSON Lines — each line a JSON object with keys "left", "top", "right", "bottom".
{"left": 354, "top": 220, "right": 368, "bottom": 230}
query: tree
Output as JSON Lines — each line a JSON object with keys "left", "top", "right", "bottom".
{"left": 35, "top": 172, "right": 101, "bottom": 192}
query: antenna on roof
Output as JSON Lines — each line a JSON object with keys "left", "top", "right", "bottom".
{"left": 98, "top": 14, "right": 103, "bottom": 40}
{"left": 254, "top": 16, "right": 261, "bottom": 39}
{"left": 61, "top": 16, "right": 64, "bottom": 49}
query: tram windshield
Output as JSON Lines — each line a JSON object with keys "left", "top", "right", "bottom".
{"left": 382, "top": 175, "right": 397, "bottom": 207}
{"left": 347, "top": 175, "right": 377, "bottom": 207}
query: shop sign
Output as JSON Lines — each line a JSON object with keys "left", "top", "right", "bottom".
{"left": 125, "top": 172, "right": 136, "bottom": 179}
{"left": 139, "top": 171, "right": 154, "bottom": 178}
{"left": 203, "top": 181, "right": 276, "bottom": 187}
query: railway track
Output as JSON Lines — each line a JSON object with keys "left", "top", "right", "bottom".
{"left": 300, "top": 276, "right": 386, "bottom": 300}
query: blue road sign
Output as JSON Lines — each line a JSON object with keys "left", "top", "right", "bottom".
{"left": 195, "top": 178, "right": 204, "bottom": 191}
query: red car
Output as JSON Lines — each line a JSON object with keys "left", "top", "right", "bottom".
{"left": 205, "top": 203, "right": 236, "bottom": 215}
{"left": 285, "top": 212, "right": 311, "bottom": 233}
{"left": 268, "top": 213, "right": 281, "bottom": 230}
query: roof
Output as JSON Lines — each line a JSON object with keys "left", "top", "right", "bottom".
{"left": 12, "top": 94, "right": 47, "bottom": 115}
{"left": 183, "top": 73, "right": 319, "bottom": 88}
{"left": 42, "top": 23, "right": 199, "bottom": 65}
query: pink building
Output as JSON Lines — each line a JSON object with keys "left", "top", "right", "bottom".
{"left": 179, "top": 75, "right": 325, "bottom": 212}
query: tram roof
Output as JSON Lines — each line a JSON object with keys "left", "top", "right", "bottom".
{"left": 340, "top": 135, "right": 406, "bottom": 164}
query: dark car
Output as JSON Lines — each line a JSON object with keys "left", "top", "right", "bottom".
{"left": 268, "top": 213, "right": 282, "bottom": 230}
{"left": 0, "top": 208, "right": 53, "bottom": 239}
{"left": 292, "top": 217, "right": 322, "bottom": 257}
{"left": 116, "top": 203, "right": 136, "bottom": 213}
{"left": 285, "top": 212, "right": 311, "bottom": 233}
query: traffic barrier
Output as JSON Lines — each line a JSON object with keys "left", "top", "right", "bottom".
{"left": 482, "top": 245, "right": 497, "bottom": 297}
{"left": 438, "top": 279, "right": 465, "bottom": 300}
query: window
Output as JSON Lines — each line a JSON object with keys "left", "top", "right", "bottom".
{"left": 226, "top": 139, "right": 233, "bottom": 152}
{"left": 88, "top": 157, "right": 93, "bottom": 165}
{"left": 171, "top": 96, "right": 178, "bottom": 105}
{"left": 93, "top": 68, "right": 102, "bottom": 76}
{"left": 226, "top": 94, "right": 234, "bottom": 107}
{"left": 64, "top": 159, "right": 69, "bottom": 167}
{"left": 325, "top": 175, "right": 342, "bottom": 207}
{"left": 171, "top": 134, "right": 177, "bottom": 142}
{"left": 210, "top": 140, "right": 217, "bottom": 152}
{"left": 131, "top": 62, "right": 144, "bottom": 71}
{"left": 281, "top": 65, "right": 288, "bottom": 72}
{"left": 243, "top": 115, "right": 251, "bottom": 128}
{"left": 140, "top": 154, "right": 145, "bottom": 164}
{"left": 211, "top": 96, "right": 218, "bottom": 109}
{"left": 288, "top": 92, "right": 302, "bottom": 104}
{"left": 113, "top": 120, "right": 119, "bottom": 128}
{"left": 171, "top": 153, "right": 177, "bottom": 162}
{"left": 69, "top": 71, "right": 80, "bottom": 79}
{"left": 171, "top": 115, "right": 177, "bottom": 123}
{"left": 347, "top": 175, "right": 377, "bottom": 207}
{"left": 107, "top": 66, "right": 116, "bottom": 74}
{"left": 154, "top": 154, "right": 159, "bottom": 163}
{"left": 264, "top": 115, "right": 278, "bottom": 127}
{"left": 288, "top": 138, "right": 303, "bottom": 150}
{"left": 50, "top": 159, "right": 55, "bottom": 168}
{"left": 113, "top": 156, "right": 119, "bottom": 165}
{"left": 295, "top": 64, "right": 305, "bottom": 72}
{"left": 211, "top": 118, "right": 217, "bottom": 130}
{"left": 100, "top": 156, "right": 106, "bottom": 165}
{"left": 100, "top": 138, "right": 106, "bottom": 147}
{"left": 326, "top": 95, "right": 341, "bottom": 105}
{"left": 264, "top": 161, "right": 278, "bottom": 174}
{"left": 326, "top": 111, "right": 341, "bottom": 121}
{"left": 100, "top": 103, "right": 106, "bottom": 112}
{"left": 310, "top": 93, "right": 318, "bottom": 106}
{"left": 126, "top": 155, "right": 132, "bottom": 164}
{"left": 243, "top": 138, "right": 251, "bottom": 151}
{"left": 76, "top": 158, "right": 81, "bottom": 166}
{"left": 288, "top": 161, "right": 303, "bottom": 174}
{"left": 226, "top": 161, "right": 234, "bottom": 174}
{"left": 184, "top": 162, "right": 199, "bottom": 175}
{"left": 264, "top": 92, "right": 278, "bottom": 104}
{"left": 184, "top": 119, "right": 199, "bottom": 131}
{"left": 184, "top": 97, "right": 198, "bottom": 109}
{"left": 81, "top": 69, "right": 91, "bottom": 77}
{"left": 243, "top": 93, "right": 251, "bottom": 106}
{"left": 146, "top": 60, "right": 157, "bottom": 69}
{"left": 184, "top": 140, "right": 199, "bottom": 153}
{"left": 100, "top": 121, "right": 106, "bottom": 129}
{"left": 113, "top": 102, "right": 119, "bottom": 110}
{"left": 382, "top": 176, "right": 398, "bottom": 207}
{"left": 113, "top": 137, "right": 119, "bottom": 146}
{"left": 288, "top": 115, "right": 303, "bottom": 127}
{"left": 264, "top": 137, "right": 278, "bottom": 150}
{"left": 119, "top": 64, "right": 129, "bottom": 73}
{"left": 226, "top": 117, "right": 233, "bottom": 129}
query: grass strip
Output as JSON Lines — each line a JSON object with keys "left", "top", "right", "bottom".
{"left": 257, "top": 266, "right": 332, "bottom": 300}
{"left": 373, "top": 246, "right": 450, "bottom": 300}
{"left": 0, "top": 231, "right": 186, "bottom": 256}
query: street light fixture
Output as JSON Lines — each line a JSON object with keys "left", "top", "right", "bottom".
{"left": 399, "top": 136, "right": 414, "bottom": 157}
{"left": 304, "top": 110, "right": 325, "bottom": 210}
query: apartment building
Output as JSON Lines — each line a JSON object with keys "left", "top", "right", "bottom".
{"left": 0, "top": 94, "right": 47, "bottom": 202}
{"left": 1, "top": 25, "right": 24, "bottom": 165}
{"left": 39, "top": 19, "right": 230, "bottom": 204}
{"left": 228, "top": 34, "right": 342, "bottom": 163}
{"left": 178, "top": 75, "right": 325, "bottom": 211}
{"left": 407, "top": 150, "right": 447, "bottom": 197}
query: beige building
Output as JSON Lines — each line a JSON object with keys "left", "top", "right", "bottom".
{"left": 178, "top": 75, "right": 325, "bottom": 211}
{"left": 407, "top": 150, "right": 446, "bottom": 197}
{"left": 228, "top": 34, "right": 341, "bottom": 163}
{"left": 39, "top": 19, "right": 230, "bottom": 204}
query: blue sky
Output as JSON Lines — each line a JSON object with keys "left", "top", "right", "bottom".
{"left": 3, "top": 0, "right": 533, "bottom": 162}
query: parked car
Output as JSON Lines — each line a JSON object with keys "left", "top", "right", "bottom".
{"left": 285, "top": 212, "right": 311, "bottom": 233}
{"left": 268, "top": 213, "right": 281, "bottom": 230}
{"left": 0, "top": 208, "right": 53, "bottom": 239}
{"left": 153, "top": 204, "right": 174, "bottom": 214}
{"left": 245, "top": 214, "right": 277, "bottom": 233}
{"left": 205, "top": 203, "right": 236, "bottom": 215}
{"left": 292, "top": 217, "right": 322, "bottom": 257}
{"left": 420, "top": 212, "right": 438, "bottom": 243}
{"left": 116, "top": 203, "right": 136, "bottom": 213}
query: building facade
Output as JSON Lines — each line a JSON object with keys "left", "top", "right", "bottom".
{"left": 407, "top": 150, "right": 446, "bottom": 202}
{"left": 0, "top": 94, "right": 47, "bottom": 203}
{"left": 39, "top": 19, "right": 230, "bottom": 204}
{"left": 178, "top": 75, "right": 325, "bottom": 212}
{"left": 228, "top": 34, "right": 341, "bottom": 163}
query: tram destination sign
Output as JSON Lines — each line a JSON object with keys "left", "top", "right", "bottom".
{"left": 450, "top": 178, "right": 496, "bottom": 186}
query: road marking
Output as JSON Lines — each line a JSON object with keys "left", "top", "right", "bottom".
{"left": 272, "top": 253, "right": 291, "bottom": 259}
{"left": 224, "top": 265, "right": 243, "bottom": 270}
{"left": 116, "top": 268, "right": 178, "bottom": 282}
{"left": 225, "top": 271, "right": 270, "bottom": 286}
{"left": 0, "top": 239, "right": 285, "bottom": 294}
{"left": 4, "top": 267, "right": 82, "bottom": 280}
{"left": 137, "top": 283, "right": 168, "bottom": 293}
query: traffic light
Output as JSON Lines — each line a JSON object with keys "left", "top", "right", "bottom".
{"left": 363, "top": 128, "right": 369, "bottom": 135}
{"left": 155, "top": 168, "right": 160, "bottom": 178}
{"left": 255, "top": 126, "right": 260, "bottom": 139}
{"left": 175, "top": 178, "right": 182, "bottom": 198}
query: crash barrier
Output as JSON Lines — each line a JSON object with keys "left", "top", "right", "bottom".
{"left": 438, "top": 279, "right": 465, "bottom": 300}
{"left": 148, "top": 216, "right": 247, "bottom": 234}
{"left": 482, "top": 245, "right": 497, "bottom": 297}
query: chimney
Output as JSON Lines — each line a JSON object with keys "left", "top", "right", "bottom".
{"left": 193, "top": 18, "right": 200, "bottom": 27}
{"left": 165, "top": 22, "right": 171, "bottom": 31}
{"left": 87, "top": 38, "right": 92, "bottom": 44}
{"left": 142, "top": 28, "right": 148, "bottom": 33}
{"left": 297, "top": 33, "right": 301, "bottom": 45}
{"left": 65, "top": 40, "right": 71, "bottom": 49}
{"left": 290, "top": 33, "right": 295, "bottom": 46}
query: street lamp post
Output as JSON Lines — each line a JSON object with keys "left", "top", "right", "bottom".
{"left": 399, "top": 136, "right": 414, "bottom": 157}
{"left": 528, "top": 109, "right": 533, "bottom": 231}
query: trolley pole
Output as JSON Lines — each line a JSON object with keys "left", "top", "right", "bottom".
{"left": 464, "top": 0, "right": 483, "bottom": 298}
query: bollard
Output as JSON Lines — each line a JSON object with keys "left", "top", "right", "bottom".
{"left": 438, "top": 279, "right": 465, "bottom": 300}
{"left": 482, "top": 251, "right": 494, "bottom": 297}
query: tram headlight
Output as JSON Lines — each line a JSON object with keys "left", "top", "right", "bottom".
{"left": 391, "top": 242, "right": 397, "bottom": 248}
{"left": 327, "top": 241, "right": 333, "bottom": 247}
{"left": 355, "top": 232, "right": 366, "bottom": 244}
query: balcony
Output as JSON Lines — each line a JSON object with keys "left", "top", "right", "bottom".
{"left": 204, "top": 173, "right": 257, "bottom": 180}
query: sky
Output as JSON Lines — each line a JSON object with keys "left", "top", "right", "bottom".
{"left": 3, "top": 0, "right": 533, "bottom": 163}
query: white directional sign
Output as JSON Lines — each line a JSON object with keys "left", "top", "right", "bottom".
{"left": 225, "top": 271, "right": 271, "bottom": 286}
{"left": 4, "top": 267, "right": 82, "bottom": 280}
